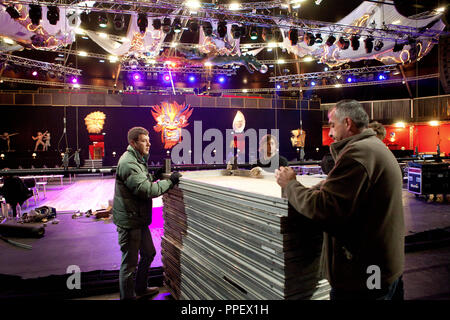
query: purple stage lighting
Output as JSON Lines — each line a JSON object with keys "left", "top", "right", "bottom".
{"left": 378, "top": 74, "right": 386, "bottom": 80}
{"left": 347, "top": 77, "right": 353, "bottom": 83}
{"left": 163, "top": 74, "right": 171, "bottom": 82}
{"left": 133, "top": 73, "right": 141, "bottom": 81}
{"left": 218, "top": 76, "right": 225, "bottom": 84}
{"left": 311, "top": 81, "right": 316, "bottom": 86}
{"left": 276, "top": 84, "right": 281, "bottom": 90}
{"left": 188, "top": 75, "right": 196, "bottom": 83}
{"left": 71, "top": 77, "right": 78, "bottom": 84}
{"left": 32, "top": 71, "right": 38, "bottom": 76}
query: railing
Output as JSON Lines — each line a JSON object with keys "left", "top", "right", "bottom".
{"left": 0, "top": 90, "right": 320, "bottom": 110}
{"left": 321, "top": 94, "right": 450, "bottom": 122}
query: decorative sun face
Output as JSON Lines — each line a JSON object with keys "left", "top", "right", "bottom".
{"left": 151, "top": 102, "right": 193, "bottom": 149}
{"left": 84, "top": 111, "right": 106, "bottom": 134}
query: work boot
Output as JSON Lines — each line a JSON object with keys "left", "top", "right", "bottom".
{"left": 136, "top": 287, "right": 159, "bottom": 299}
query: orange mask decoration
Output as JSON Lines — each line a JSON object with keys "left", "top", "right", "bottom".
{"left": 151, "top": 102, "right": 193, "bottom": 149}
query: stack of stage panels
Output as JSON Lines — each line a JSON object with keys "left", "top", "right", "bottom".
{"left": 161, "top": 170, "right": 330, "bottom": 300}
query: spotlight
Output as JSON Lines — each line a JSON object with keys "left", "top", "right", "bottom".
{"left": 188, "top": 20, "right": 199, "bottom": 33}
{"left": 347, "top": 77, "right": 353, "bottom": 83}
{"left": 217, "top": 21, "right": 227, "bottom": 38}
{"left": 162, "top": 18, "right": 172, "bottom": 34}
{"left": 137, "top": 13, "right": 148, "bottom": 33}
{"left": 132, "top": 73, "right": 142, "bottom": 81}
{"left": 262, "top": 28, "right": 273, "bottom": 42}
{"left": 6, "top": 5, "right": 20, "bottom": 19}
{"left": 250, "top": 27, "right": 258, "bottom": 41}
{"left": 172, "top": 18, "right": 182, "bottom": 33}
{"left": 276, "top": 84, "right": 281, "bottom": 90}
{"left": 315, "top": 33, "right": 323, "bottom": 44}
{"left": 32, "top": 71, "right": 38, "bottom": 77}
{"left": 311, "top": 81, "right": 316, "bottom": 86}
{"left": 393, "top": 41, "right": 405, "bottom": 52}
{"left": 29, "top": 4, "right": 42, "bottom": 26}
{"left": 67, "top": 11, "right": 80, "bottom": 27}
{"left": 218, "top": 76, "right": 226, "bottom": 84}
{"left": 129, "top": 59, "right": 139, "bottom": 69}
{"left": 326, "top": 34, "right": 336, "bottom": 46}
{"left": 337, "top": 36, "right": 350, "bottom": 50}
{"left": 80, "top": 11, "right": 90, "bottom": 24}
{"left": 98, "top": 13, "right": 108, "bottom": 28}
{"left": 113, "top": 14, "right": 125, "bottom": 30}
{"left": 47, "top": 6, "right": 60, "bottom": 25}
{"left": 163, "top": 74, "right": 171, "bottom": 82}
{"left": 378, "top": 74, "right": 386, "bottom": 80}
{"left": 188, "top": 75, "right": 196, "bottom": 83}
{"left": 71, "top": 77, "right": 78, "bottom": 84}
{"left": 364, "top": 36, "right": 374, "bottom": 53}
{"left": 374, "top": 39, "right": 384, "bottom": 51}
{"left": 203, "top": 21, "right": 213, "bottom": 36}
{"left": 350, "top": 35, "right": 360, "bottom": 50}
{"left": 289, "top": 28, "right": 298, "bottom": 46}
{"left": 232, "top": 24, "right": 242, "bottom": 39}
{"left": 152, "top": 19, "right": 161, "bottom": 30}
{"left": 304, "top": 32, "right": 315, "bottom": 46}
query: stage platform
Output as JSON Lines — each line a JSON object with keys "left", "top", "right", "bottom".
{"left": 0, "top": 175, "right": 449, "bottom": 299}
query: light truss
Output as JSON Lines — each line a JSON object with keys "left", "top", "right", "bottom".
{"left": 46, "top": 48, "right": 237, "bottom": 75}
{"left": 55, "top": 48, "right": 109, "bottom": 60}
{"left": 121, "top": 65, "right": 236, "bottom": 75}
{"left": 260, "top": 58, "right": 311, "bottom": 64}
{"left": 269, "top": 64, "right": 399, "bottom": 82}
{"left": 0, "top": 73, "right": 438, "bottom": 95}
{"left": 208, "top": 74, "right": 439, "bottom": 93}
{"left": 5, "top": 1, "right": 446, "bottom": 42}
{"left": 0, "top": 76, "right": 196, "bottom": 94}
{"left": 0, "top": 53, "right": 82, "bottom": 75}
{"left": 0, "top": 76, "right": 104, "bottom": 88}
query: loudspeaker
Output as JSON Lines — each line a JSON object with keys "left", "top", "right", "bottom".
{"left": 439, "top": 35, "right": 450, "bottom": 94}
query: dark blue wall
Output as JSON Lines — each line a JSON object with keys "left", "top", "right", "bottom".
{"left": 0, "top": 104, "right": 323, "bottom": 168}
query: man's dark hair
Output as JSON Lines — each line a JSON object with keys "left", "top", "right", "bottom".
{"left": 127, "top": 127, "right": 149, "bottom": 143}
{"left": 368, "top": 121, "right": 387, "bottom": 140}
{"left": 333, "top": 99, "right": 369, "bottom": 129}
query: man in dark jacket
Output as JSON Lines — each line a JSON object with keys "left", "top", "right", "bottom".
{"left": 113, "top": 127, "right": 180, "bottom": 300}
{"left": 276, "top": 100, "right": 404, "bottom": 300}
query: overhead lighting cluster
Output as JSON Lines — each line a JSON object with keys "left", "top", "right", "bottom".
{"left": 304, "top": 32, "right": 323, "bottom": 46}
{"left": 114, "top": 14, "right": 125, "bottom": 30}
{"left": 137, "top": 13, "right": 148, "bottom": 33}
{"left": 29, "top": 4, "right": 42, "bottom": 25}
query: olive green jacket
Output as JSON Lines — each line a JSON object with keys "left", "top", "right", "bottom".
{"left": 112, "top": 145, "right": 172, "bottom": 229}
{"left": 285, "top": 129, "right": 404, "bottom": 291}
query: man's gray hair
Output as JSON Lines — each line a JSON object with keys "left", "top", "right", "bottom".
{"left": 333, "top": 99, "right": 369, "bottom": 129}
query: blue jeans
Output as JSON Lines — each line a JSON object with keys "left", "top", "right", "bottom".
{"left": 330, "top": 276, "right": 404, "bottom": 300}
{"left": 117, "top": 226, "right": 156, "bottom": 300}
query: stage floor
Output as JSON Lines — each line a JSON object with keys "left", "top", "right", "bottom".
{"left": 0, "top": 176, "right": 164, "bottom": 279}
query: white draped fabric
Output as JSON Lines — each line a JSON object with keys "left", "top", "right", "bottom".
{"left": 277, "top": 1, "right": 445, "bottom": 66}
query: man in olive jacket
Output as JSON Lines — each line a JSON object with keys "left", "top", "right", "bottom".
{"left": 276, "top": 100, "right": 404, "bottom": 300}
{"left": 113, "top": 127, "right": 180, "bottom": 300}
